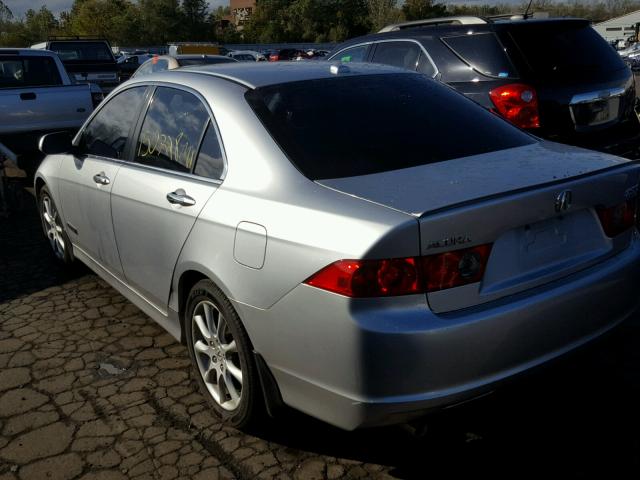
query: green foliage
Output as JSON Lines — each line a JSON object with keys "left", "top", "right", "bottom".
{"left": 182, "top": 0, "right": 209, "bottom": 40}
{"left": 402, "top": 0, "right": 446, "bottom": 21}
{"left": 3, "top": 0, "right": 640, "bottom": 47}
{"left": 243, "top": 0, "right": 371, "bottom": 43}
{"left": 367, "top": 0, "right": 403, "bottom": 32}
{"left": 0, "top": 0, "right": 12, "bottom": 21}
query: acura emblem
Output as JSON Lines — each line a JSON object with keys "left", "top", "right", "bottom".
{"left": 555, "top": 190, "right": 572, "bottom": 212}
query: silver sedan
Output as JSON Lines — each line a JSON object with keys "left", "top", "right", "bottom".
{"left": 35, "top": 62, "right": 640, "bottom": 430}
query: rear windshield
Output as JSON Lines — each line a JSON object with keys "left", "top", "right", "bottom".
{"left": 245, "top": 73, "right": 534, "bottom": 180}
{"left": 508, "top": 22, "right": 626, "bottom": 80}
{"left": 49, "top": 41, "right": 114, "bottom": 62}
{"left": 0, "top": 56, "right": 62, "bottom": 88}
{"left": 443, "top": 33, "right": 517, "bottom": 78}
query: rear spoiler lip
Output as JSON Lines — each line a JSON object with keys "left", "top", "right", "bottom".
{"left": 418, "top": 160, "right": 640, "bottom": 220}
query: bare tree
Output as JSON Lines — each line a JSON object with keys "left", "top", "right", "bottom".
{"left": 0, "top": 0, "right": 13, "bottom": 21}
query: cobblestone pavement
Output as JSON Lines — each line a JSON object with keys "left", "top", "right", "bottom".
{"left": 1, "top": 197, "right": 640, "bottom": 479}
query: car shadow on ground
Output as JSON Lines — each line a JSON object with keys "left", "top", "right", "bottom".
{"left": 0, "top": 190, "right": 88, "bottom": 303}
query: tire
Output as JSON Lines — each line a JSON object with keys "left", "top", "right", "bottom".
{"left": 38, "top": 185, "right": 73, "bottom": 265}
{"left": 185, "top": 279, "right": 262, "bottom": 428}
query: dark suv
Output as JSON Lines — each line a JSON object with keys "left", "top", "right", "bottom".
{"left": 329, "top": 17, "right": 640, "bottom": 158}
{"left": 31, "top": 38, "right": 119, "bottom": 93}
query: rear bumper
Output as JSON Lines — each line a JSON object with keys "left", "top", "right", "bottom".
{"left": 543, "top": 118, "right": 640, "bottom": 159}
{"left": 238, "top": 234, "right": 640, "bottom": 430}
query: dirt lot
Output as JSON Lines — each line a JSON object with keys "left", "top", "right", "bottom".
{"left": 1, "top": 197, "right": 640, "bottom": 479}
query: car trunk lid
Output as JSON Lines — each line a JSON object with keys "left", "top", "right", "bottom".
{"left": 317, "top": 141, "right": 639, "bottom": 312}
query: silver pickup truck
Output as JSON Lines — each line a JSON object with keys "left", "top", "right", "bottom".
{"left": 0, "top": 48, "right": 102, "bottom": 166}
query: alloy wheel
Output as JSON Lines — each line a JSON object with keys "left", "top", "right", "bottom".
{"left": 191, "top": 300, "right": 243, "bottom": 411}
{"left": 41, "top": 195, "right": 65, "bottom": 260}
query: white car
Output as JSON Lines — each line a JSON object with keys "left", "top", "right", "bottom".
{"left": 227, "top": 50, "right": 266, "bottom": 62}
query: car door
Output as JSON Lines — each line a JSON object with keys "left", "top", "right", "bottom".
{"left": 58, "top": 85, "right": 148, "bottom": 276}
{"left": 110, "top": 85, "right": 223, "bottom": 312}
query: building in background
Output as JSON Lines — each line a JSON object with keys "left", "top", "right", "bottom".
{"left": 594, "top": 10, "right": 640, "bottom": 44}
{"left": 230, "top": 0, "right": 255, "bottom": 30}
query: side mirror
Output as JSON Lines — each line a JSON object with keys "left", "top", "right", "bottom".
{"left": 39, "top": 132, "right": 73, "bottom": 155}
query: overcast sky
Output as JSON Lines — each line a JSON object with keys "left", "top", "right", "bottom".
{"left": 4, "top": 0, "right": 229, "bottom": 18}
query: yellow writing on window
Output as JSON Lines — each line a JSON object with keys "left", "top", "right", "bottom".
{"left": 138, "top": 130, "right": 198, "bottom": 169}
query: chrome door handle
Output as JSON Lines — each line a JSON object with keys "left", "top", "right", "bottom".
{"left": 166, "top": 189, "right": 196, "bottom": 207}
{"left": 93, "top": 172, "right": 110, "bottom": 185}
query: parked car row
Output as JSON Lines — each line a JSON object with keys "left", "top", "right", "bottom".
{"left": 267, "top": 48, "right": 330, "bottom": 61}
{"left": 32, "top": 14, "right": 640, "bottom": 433}
{"left": 329, "top": 16, "right": 640, "bottom": 159}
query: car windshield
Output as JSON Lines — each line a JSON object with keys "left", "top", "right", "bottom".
{"left": 49, "top": 41, "right": 114, "bottom": 62}
{"left": 246, "top": 73, "right": 534, "bottom": 180}
{"left": 508, "top": 22, "right": 626, "bottom": 80}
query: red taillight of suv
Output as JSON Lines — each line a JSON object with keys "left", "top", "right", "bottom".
{"left": 596, "top": 199, "right": 637, "bottom": 237}
{"left": 269, "top": 54, "right": 279, "bottom": 62}
{"left": 304, "top": 244, "right": 493, "bottom": 297}
{"left": 489, "top": 83, "right": 540, "bottom": 129}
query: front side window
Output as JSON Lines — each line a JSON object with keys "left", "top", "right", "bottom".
{"left": 371, "top": 41, "right": 421, "bottom": 71}
{"left": 0, "top": 56, "right": 62, "bottom": 88}
{"left": 135, "top": 87, "right": 209, "bottom": 173}
{"left": 335, "top": 45, "right": 368, "bottom": 63}
{"left": 80, "top": 87, "right": 147, "bottom": 159}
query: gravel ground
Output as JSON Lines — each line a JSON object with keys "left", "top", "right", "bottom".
{"left": 1, "top": 194, "right": 640, "bottom": 479}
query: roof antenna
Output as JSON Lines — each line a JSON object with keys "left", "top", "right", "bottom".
{"left": 523, "top": 0, "right": 534, "bottom": 19}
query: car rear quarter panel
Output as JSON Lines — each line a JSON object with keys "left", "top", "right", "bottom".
{"left": 167, "top": 73, "right": 419, "bottom": 338}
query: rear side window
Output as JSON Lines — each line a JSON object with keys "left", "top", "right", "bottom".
{"left": 335, "top": 45, "right": 368, "bottom": 63}
{"left": 508, "top": 22, "right": 626, "bottom": 80}
{"left": 372, "top": 41, "right": 421, "bottom": 72}
{"left": 194, "top": 122, "right": 225, "bottom": 180}
{"left": 246, "top": 73, "right": 534, "bottom": 180}
{"left": 135, "top": 87, "right": 209, "bottom": 173}
{"left": 0, "top": 56, "right": 62, "bottom": 87}
{"left": 80, "top": 87, "right": 147, "bottom": 159}
{"left": 443, "top": 33, "right": 516, "bottom": 78}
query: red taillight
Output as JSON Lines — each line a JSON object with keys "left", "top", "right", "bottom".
{"left": 269, "top": 54, "right": 279, "bottom": 62}
{"left": 304, "top": 244, "right": 492, "bottom": 298}
{"left": 489, "top": 83, "right": 540, "bottom": 129}
{"left": 596, "top": 199, "right": 637, "bottom": 237}
{"left": 305, "top": 258, "right": 421, "bottom": 297}
{"left": 422, "top": 244, "right": 492, "bottom": 292}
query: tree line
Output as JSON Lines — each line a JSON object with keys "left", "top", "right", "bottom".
{"left": 1, "top": 0, "right": 640, "bottom": 47}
